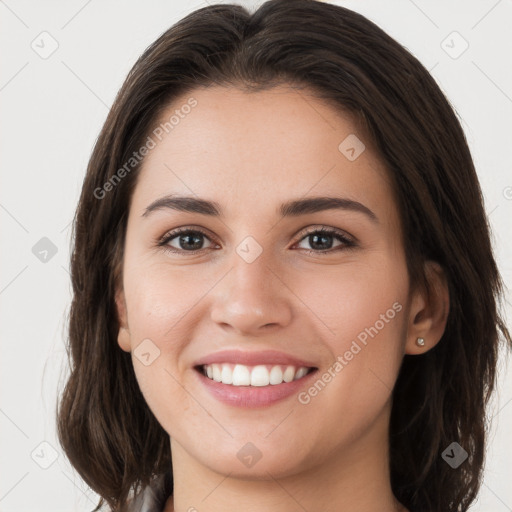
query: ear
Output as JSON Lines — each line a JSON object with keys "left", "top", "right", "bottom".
{"left": 115, "top": 288, "right": 131, "bottom": 352}
{"left": 405, "top": 261, "right": 450, "bottom": 355}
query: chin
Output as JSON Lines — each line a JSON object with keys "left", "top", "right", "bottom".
{"left": 189, "top": 439, "right": 315, "bottom": 480}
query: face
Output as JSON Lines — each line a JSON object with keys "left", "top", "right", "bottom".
{"left": 116, "top": 85, "right": 416, "bottom": 478}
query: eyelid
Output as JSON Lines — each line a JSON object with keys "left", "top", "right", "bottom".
{"left": 297, "top": 225, "right": 355, "bottom": 244}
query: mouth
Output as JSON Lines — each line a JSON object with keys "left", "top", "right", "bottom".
{"left": 195, "top": 363, "right": 316, "bottom": 387}
{"left": 194, "top": 362, "right": 318, "bottom": 407}
{"left": 192, "top": 349, "right": 319, "bottom": 407}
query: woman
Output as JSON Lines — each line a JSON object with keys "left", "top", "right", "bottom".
{"left": 56, "top": 1, "right": 511, "bottom": 511}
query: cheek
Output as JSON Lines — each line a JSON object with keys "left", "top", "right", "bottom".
{"left": 292, "top": 259, "right": 407, "bottom": 349}
{"left": 122, "top": 263, "right": 212, "bottom": 428}
{"left": 291, "top": 261, "right": 407, "bottom": 422}
{"left": 123, "top": 261, "right": 206, "bottom": 342}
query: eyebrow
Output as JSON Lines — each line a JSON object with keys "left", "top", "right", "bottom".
{"left": 142, "top": 195, "right": 378, "bottom": 223}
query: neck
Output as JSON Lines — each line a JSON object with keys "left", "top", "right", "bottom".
{"left": 167, "top": 402, "right": 406, "bottom": 512}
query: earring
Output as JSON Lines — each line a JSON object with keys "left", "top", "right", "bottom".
{"left": 416, "top": 337, "right": 425, "bottom": 347}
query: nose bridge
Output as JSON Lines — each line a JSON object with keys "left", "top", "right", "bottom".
{"left": 210, "top": 245, "right": 292, "bottom": 333}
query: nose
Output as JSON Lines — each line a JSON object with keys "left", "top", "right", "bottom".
{"left": 210, "top": 254, "right": 293, "bottom": 335}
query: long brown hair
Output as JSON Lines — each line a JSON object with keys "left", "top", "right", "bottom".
{"left": 56, "top": 1, "right": 511, "bottom": 510}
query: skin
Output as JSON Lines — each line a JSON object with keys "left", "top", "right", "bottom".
{"left": 116, "top": 85, "right": 449, "bottom": 512}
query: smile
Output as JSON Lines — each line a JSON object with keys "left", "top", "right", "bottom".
{"left": 200, "top": 363, "right": 314, "bottom": 386}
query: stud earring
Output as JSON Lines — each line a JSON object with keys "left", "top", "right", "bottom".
{"left": 416, "top": 337, "right": 425, "bottom": 347}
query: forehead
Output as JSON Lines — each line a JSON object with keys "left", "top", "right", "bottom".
{"left": 130, "top": 85, "right": 395, "bottom": 221}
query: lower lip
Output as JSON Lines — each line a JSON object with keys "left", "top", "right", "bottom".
{"left": 195, "top": 368, "right": 318, "bottom": 408}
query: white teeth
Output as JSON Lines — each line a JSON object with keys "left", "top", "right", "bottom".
{"left": 202, "top": 363, "right": 311, "bottom": 386}
{"left": 251, "top": 365, "right": 269, "bottom": 386}
{"left": 283, "top": 365, "right": 295, "bottom": 383}
{"left": 221, "top": 364, "right": 233, "bottom": 384}
{"left": 269, "top": 365, "right": 283, "bottom": 385}
{"left": 232, "top": 364, "right": 250, "bottom": 386}
{"left": 212, "top": 364, "right": 222, "bottom": 382}
{"left": 294, "top": 367, "right": 309, "bottom": 380}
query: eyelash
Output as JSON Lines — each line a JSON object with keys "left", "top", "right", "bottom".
{"left": 156, "top": 226, "right": 356, "bottom": 256}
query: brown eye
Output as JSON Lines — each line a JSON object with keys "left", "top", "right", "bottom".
{"left": 294, "top": 227, "right": 355, "bottom": 254}
{"left": 157, "top": 225, "right": 355, "bottom": 256}
{"left": 159, "top": 228, "right": 215, "bottom": 254}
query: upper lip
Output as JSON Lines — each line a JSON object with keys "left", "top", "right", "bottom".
{"left": 193, "top": 349, "right": 317, "bottom": 368}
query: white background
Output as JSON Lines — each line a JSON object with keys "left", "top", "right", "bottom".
{"left": 0, "top": 0, "right": 511, "bottom": 510}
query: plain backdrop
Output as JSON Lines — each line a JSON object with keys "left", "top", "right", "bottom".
{"left": 0, "top": 0, "right": 511, "bottom": 510}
